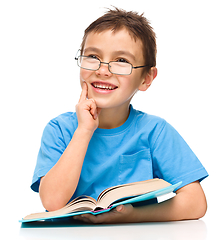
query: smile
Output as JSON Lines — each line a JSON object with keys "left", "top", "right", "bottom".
{"left": 91, "top": 82, "right": 118, "bottom": 91}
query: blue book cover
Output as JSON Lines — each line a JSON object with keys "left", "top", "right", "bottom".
{"left": 20, "top": 181, "right": 181, "bottom": 223}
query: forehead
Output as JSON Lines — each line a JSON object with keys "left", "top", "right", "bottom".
{"left": 83, "top": 29, "right": 144, "bottom": 62}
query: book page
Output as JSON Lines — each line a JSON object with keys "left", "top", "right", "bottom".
{"left": 97, "top": 179, "right": 171, "bottom": 209}
{"left": 23, "top": 196, "right": 97, "bottom": 220}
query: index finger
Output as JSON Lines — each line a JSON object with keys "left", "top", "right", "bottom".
{"left": 78, "top": 82, "right": 88, "bottom": 103}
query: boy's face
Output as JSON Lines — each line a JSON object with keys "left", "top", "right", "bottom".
{"left": 80, "top": 28, "right": 151, "bottom": 110}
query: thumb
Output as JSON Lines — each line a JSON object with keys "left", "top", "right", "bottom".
{"left": 116, "top": 205, "right": 124, "bottom": 212}
{"left": 116, "top": 204, "right": 133, "bottom": 213}
{"left": 97, "top": 107, "right": 102, "bottom": 116}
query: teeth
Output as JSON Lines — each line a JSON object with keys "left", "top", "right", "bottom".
{"left": 93, "top": 83, "right": 116, "bottom": 90}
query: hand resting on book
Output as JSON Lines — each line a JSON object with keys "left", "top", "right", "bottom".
{"left": 73, "top": 204, "right": 135, "bottom": 224}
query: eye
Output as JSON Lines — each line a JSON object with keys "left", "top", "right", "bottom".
{"left": 88, "top": 55, "right": 99, "bottom": 60}
{"left": 116, "top": 58, "right": 129, "bottom": 63}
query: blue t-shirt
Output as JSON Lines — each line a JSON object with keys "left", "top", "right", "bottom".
{"left": 31, "top": 105, "right": 208, "bottom": 201}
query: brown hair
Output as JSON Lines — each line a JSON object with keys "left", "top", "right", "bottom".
{"left": 80, "top": 7, "right": 157, "bottom": 73}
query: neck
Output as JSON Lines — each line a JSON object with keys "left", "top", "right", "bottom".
{"left": 98, "top": 104, "right": 131, "bottom": 129}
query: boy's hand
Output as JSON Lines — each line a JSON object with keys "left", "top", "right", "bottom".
{"left": 73, "top": 204, "right": 136, "bottom": 224}
{"left": 75, "top": 82, "right": 101, "bottom": 133}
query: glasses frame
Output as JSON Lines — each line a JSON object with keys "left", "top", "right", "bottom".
{"left": 75, "top": 53, "right": 152, "bottom": 76}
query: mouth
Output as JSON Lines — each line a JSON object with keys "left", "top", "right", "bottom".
{"left": 91, "top": 82, "right": 118, "bottom": 91}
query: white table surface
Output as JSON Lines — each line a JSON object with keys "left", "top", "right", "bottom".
{"left": 19, "top": 220, "right": 206, "bottom": 240}
{"left": 1, "top": 214, "right": 218, "bottom": 240}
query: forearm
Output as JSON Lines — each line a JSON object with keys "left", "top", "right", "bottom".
{"left": 133, "top": 182, "right": 207, "bottom": 222}
{"left": 134, "top": 196, "right": 191, "bottom": 222}
{"left": 73, "top": 181, "right": 207, "bottom": 224}
{"left": 39, "top": 128, "right": 93, "bottom": 211}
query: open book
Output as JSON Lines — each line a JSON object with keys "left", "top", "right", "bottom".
{"left": 20, "top": 179, "right": 181, "bottom": 223}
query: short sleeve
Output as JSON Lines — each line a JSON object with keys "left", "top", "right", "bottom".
{"left": 31, "top": 120, "right": 67, "bottom": 192}
{"left": 152, "top": 121, "right": 208, "bottom": 190}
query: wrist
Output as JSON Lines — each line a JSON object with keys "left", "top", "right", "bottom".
{"left": 75, "top": 126, "right": 95, "bottom": 138}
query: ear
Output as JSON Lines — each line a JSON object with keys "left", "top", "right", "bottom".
{"left": 138, "top": 67, "right": 158, "bottom": 91}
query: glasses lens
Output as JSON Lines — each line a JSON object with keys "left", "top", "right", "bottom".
{"left": 78, "top": 56, "right": 100, "bottom": 71}
{"left": 110, "top": 62, "right": 132, "bottom": 75}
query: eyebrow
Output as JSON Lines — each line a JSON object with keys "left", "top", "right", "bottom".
{"left": 113, "top": 50, "right": 136, "bottom": 61}
{"left": 83, "top": 47, "right": 136, "bottom": 61}
{"left": 84, "top": 47, "right": 102, "bottom": 55}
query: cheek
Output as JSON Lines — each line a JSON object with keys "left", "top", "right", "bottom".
{"left": 118, "top": 74, "right": 141, "bottom": 90}
{"left": 80, "top": 69, "right": 93, "bottom": 84}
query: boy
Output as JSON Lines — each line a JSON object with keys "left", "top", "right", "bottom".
{"left": 31, "top": 8, "right": 208, "bottom": 224}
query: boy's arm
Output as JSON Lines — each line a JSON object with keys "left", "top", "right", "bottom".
{"left": 73, "top": 181, "right": 207, "bottom": 223}
{"left": 39, "top": 83, "right": 101, "bottom": 212}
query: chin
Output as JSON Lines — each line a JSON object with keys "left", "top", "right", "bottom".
{"left": 92, "top": 99, "right": 112, "bottom": 109}
{"left": 94, "top": 101, "right": 106, "bottom": 109}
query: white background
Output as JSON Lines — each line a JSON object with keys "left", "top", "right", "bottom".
{"left": 0, "top": 0, "right": 220, "bottom": 239}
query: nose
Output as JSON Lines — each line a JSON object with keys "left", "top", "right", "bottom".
{"left": 95, "top": 61, "right": 112, "bottom": 77}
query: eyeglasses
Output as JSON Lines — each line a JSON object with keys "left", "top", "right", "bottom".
{"left": 75, "top": 55, "right": 151, "bottom": 76}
